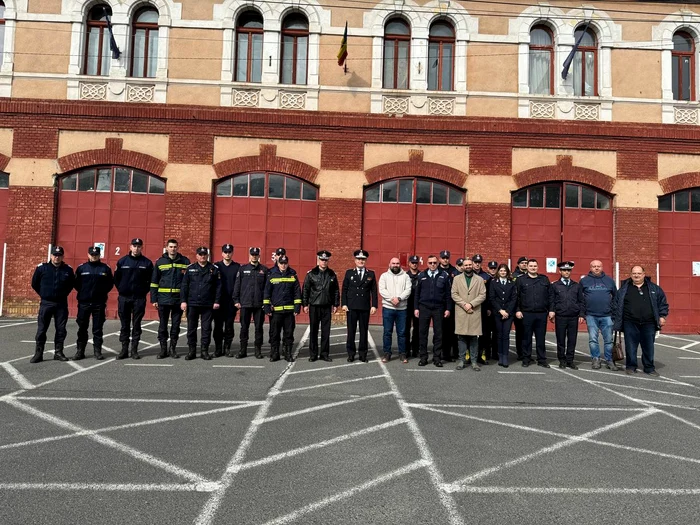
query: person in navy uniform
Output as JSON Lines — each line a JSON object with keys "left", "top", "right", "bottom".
{"left": 489, "top": 263, "right": 517, "bottom": 367}
{"left": 484, "top": 260, "right": 500, "bottom": 361}
{"left": 405, "top": 255, "right": 421, "bottom": 358}
{"left": 233, "top": 247, "right": 269, "bottom": 359}
{"left": 512, "top": 255, "right": 528, "bottom": 360}
{"left": 342, "top": 249, "right": 378, "bottom": 363}
{"left": 30, "top": 246, "right": 75, "bottom": 363}
{"left": 414, "top": 254, "right": 452, "bottom": 367}
{"left": 515, "top": 259, "right": 551, "bottom": 368}
{"left": 264, "top": 254, "right": 302, "bottom": 362}
{"left": 548, "top": 261, "right": 585, "bottom": 370}
{"left": 114, "top": 238, "right": 154, "bottom": 358}
{"left": 181, "top": 247, "right": 222, "bottom": 361}
{"left": 213, "top": 244, "right": 240, "bottom": 358}
{"left": 302, "top": 250, "right": 340, "bottom": 362}
{"left": 72, "top": 245, "right": 113, "bottom": 361}
{"left": 438, "top": 250, "right": 459, "bottom": 362}
{"left": 472, "top": 254, "right": 492, "bottom": 364}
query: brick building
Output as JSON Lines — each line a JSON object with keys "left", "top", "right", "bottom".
{"left": 0, "top": 0, "right": 699, "bottom": 331}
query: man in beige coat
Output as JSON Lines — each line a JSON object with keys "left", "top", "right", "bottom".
{"left": 451, "top": 258, "right": 487, "bottom": 371}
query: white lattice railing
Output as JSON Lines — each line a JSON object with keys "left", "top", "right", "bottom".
{"left": 574, "top": 103, "right": 600, "bottom": 121}
{"left": 428, "top": 97, "right": 454, "bottom": 116}
{"left": 383, "top": 96, "right": 409, "bottom": 115}
{"left": 530, "top": 101, "right": 556, "bottom": 119}
{"left": 79, "top": 82, "right": 107, "bottom": 101}
{"left": 674, "top": 107, "right": 699, "bottom": 125}
{"left": 126, "top": 84, "right": 155, "bottom": 103}
{"left": 279, "top": 91, "right": 306, "bottom": 110}
{"left": 232, "top": 89, "right": 260, "bottom": 107}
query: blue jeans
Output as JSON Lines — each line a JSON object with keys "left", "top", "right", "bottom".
{"left": 458, "top": 335, "right": 479, "bottom": 363}
{"left": 623, "top": 320, "right": 657, "bottom": 373}
{"left": 586, "top": 315, "right": 613, "bottom": 361}
{"left": 382, "top": 308, "right": 407, "bottom": 356}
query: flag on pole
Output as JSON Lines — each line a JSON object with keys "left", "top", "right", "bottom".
{"left": 337, "top": 22, "right": 348, "bottom": 66}
{"left": 561, "top": 19, "right": 591, "bottom": 80}
{"left": 103, "top": 7, "right": 121, "bottom": 60}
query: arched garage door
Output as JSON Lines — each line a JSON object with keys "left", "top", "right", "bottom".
{"left": 511, "top": 182, "right": 613, "bottom": 279}
{"left": 659, "top": 190, "right": 700, "bottom": 333}
{"left": 56, "top": 167, "right": 166, "bottom": 318}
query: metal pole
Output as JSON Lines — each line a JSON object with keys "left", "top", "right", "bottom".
{"left": 656, "top": 262, "right": 660, "bottom": 285}
{"left": 0, "top": 243, "right": 6, "bottom": 317}
{"left": 47, "top": 244, "right": 53, "bottom": 262}
{"left": 615, "top": 261, "right": 620, "bottom": 289}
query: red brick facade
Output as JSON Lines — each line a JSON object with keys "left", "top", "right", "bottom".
{"left": 0, "top": 153, "right": 9, "bottom": 171}
{"left": 466, "top": 203, "right": 511, "bottom": 262}
{"left": 213, "top": 144, "right": 319, "bottom": 183}
{"left": 57, "top": 138, "right": 167, "bottom": 176}
{"left": 615, "top": 208, "right": 659, "bottom": 274}
{"left": 514, "top": 156, "right": 616, "bottom": 194}
{"left": 163, "top": 192, "right": 212, "bottom": 257}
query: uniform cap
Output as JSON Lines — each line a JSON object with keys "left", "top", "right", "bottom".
{"left": 439, "top": 250, "right": 451, "bottom": 259}
{"left": 278, "top": 255, "right": 289, "bottom": 264}
{"left": 130, "top": 238, "right": 143, "bottom": 246}
{"left": 517, "top": 256, "right": 528, "bottom": 264}
{"left": 488, "top": 260, "right": 498, "bottom": 269}
{"left": 408, "top": 255, "right": 419, "bottom": 264}
{"left": 456, "top": 258, "right": 465, "bottom": 266}
{"left": 317, "top": 250, "right": 331, "bottom": 260}
{"left": 87, "top": 246, "right": 101, "bottom": 256}
{"left": 221, "top": 244, "right": 234, "bottom": 253}
{"left": 196, "top": 246, "right": 209, "bottom": 256}
{"left": 249, "top": 247, "right": 261, "bottom": 256}
{"left": 472, "top": 254, "right": 483, "bottom": 263}
{"left": 51, "top": 246, "right": 64, "bottom": 256}
{"left": 275, "top": 247, "right": 286, "bottom": 257}
{"left": 558, "top": 261, "right": 575, "bottom": 270}
{"left": 354, "top": 249, "right": 368, "bottom": 259}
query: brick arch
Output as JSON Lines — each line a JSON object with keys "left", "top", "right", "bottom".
{"left": 513, "top": 156, "right": 615, "bottom": 194}
{"left": 213, "top": 144, "right": 319, "bottom": 184}
{"left": 365, "top": 151, "right": 467, "bottom": 188}
{"left": 57, "top": 138, "right": 167, "bottom": 176}
{"left": 659, "top": 172, "right": 700, "bottom": 195}
{"left": 0, "top": 154, "right": 9, "bottom": 172}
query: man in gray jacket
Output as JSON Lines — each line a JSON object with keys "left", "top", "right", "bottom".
{"left": 379, "top": 257, "right": 412, "bottom": 363}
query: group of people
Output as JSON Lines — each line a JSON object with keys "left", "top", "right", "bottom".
{"left": 30, "top": 242, "right": 669, "bottom": 376}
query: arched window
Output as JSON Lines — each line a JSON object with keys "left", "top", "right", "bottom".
{"left": 0, "top": 171, "right": 8, "bottom": 189}
{"left": 235, "top": 10, "right": 263, "bottom": 83}
{"left": 0, "top": 1, "right": 5, "bottom": 67}
{"left": 216, "top": 172, "right": 317, "bottom": 200}
{"left": 130, "top": 7, "right": 159, "bottom": 78}
{"left": 672, "top": 31, "right": 695, "bottom": 101}
{"left": 428, "top": 20, "right": 454, "bottom": 91}
{"left": 280, "top": 13, "right": 308, "bottom": 85}
{"left": 83, "top": 4, "right": 112, "bottom": 76}
{"left": 529, "top": 25, "right": 553, "bottom": 95}
{"left": 572, "top": 25, "right": 597, "bottom": 96}
{"left": 658, "top": 189, "right": 700, "bottom": 212}
{"left": 60, "top": 167, "right": 165, "bottom": 194}
{"left": 383, "top": 17, "right": 410, "bottom": 89}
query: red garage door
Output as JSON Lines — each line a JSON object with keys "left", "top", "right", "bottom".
{"left": 0, "top": 172, "right": 8, "bottom": 292}
{"left": 213, "top": 172, "right": 318, "bottom": 322}
{"left": 659, "top": 190, "right": 700, "bottom": 333}
{"left": 56, "top": 167, "right": 166, "bottom": 319}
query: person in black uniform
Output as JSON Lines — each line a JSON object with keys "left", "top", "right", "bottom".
{"left": 114, "top": 238, "right": 155, "bottom": 358}
{"left": 264, "top": 255, "right": 302, "bottom": 362}
{"left": 548, "top": 261, "right": 584, "bottom": 370}
{"left": 233, "top": 247, "right": 269, "bottom": 359}
{"left": 489, "top": 263, "right": 517, "bottom": 367}
{"left": 213, "top": 244, "right": 240, "bottom": 358}
{"left": 181, "top": 247, "right": 221, "bottom": 361}
{"left": 302, "top": 250, "right": 340, "bottom": 362}
{"left": 150, "top": 239, "right": 190, "bottom": 360}
{"left": 72, "top": 246, "right": 113, "bottom": 361}
{"left": 485, "top": 260, "right": 500, "bottom": 361}
{"left": 30, "top": 246, "right": 75, "bottom": 363}
{"left": 405, "top": 255, "right": 421, "bottom": 358}
{"left": 512, "top": 255, "right": 528, "bottom": 360}
{"left": 515, "top": 259, "right": 551, "bottom": 368}
{"left": 414, "top": 255, "right": 452, "bottom": 367}
{"left": 342, "top": 249, "right": 378, "bottom": 363}
{"left": 438, "top": 250, "right": 458, "bottom": 362}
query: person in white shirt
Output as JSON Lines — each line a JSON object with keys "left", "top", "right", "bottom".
{"left": 378, "top": 257, "right": 412, "bottom": 363}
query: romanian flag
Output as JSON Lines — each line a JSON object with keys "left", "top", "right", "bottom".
{"left": 337, "top": 22, "right": 348, "bottom": 66}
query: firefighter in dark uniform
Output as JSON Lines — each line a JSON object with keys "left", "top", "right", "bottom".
{"left": 548, "top": 261, "right": 584, "bottom": 370}
{"left": 150, "top": 239, "right": 190, "bottom": 359}
{"left": 512, "top": 255, "right": 528, "bottom": 360}
{"left": 213, "top": 244, "right": 240, "bottom": 357}
{"left": 114, "top": 238, "right": 154, "bottom": 358}
{"left": 405, "top": 255, "right": 421, "bottom": 358}
{"left": 181, "top": 247, "right": 222, "bottom": 361}
{"left": 515, "top": 258, "right": 551, "bottom": 368}
{"left": 438, "top": 250, "right": 459, "bottom": 362}
{"left": 472, "top": 254, "right": 492, "bottom": 364}
{"left": 341, "top": 249, "right": 378, "bottom": 363}
{"left": 264, "top": 254, "right": 302, "bottom": 362}
{"left": 72, "top": 246, "right": 113, "bottom": 361}
{"left": 233, "top": 247, "right": 269, "bottom": 359}
{"left": 485, "top": 260, "right": 500, "bottom": 361}
{"left": 302, "top": 250, "right": 340, "bottom": 362}
{"left": 414, "top": 254, "right": 452, "bottom": 367}
{"left": 30, "top": 246, "right": 75, "bottom": 363}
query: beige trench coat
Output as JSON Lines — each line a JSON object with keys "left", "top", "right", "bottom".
{"left": 451, "top": 274, "right": 487, "bottom": 336}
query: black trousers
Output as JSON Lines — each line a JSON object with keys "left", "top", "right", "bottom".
{"left": 346, "top": 309, "right": 370, "bottom": 359}
{"left": 309, "top": 305, "right": 332, "bottom": 358}
{"left": 514, "top": 316, "right": 524, "bottom": 358}
{"left": 35, "top": 301, "right": 68, "bottom": 346}
{"left": 76, "top": 302, "right": 106, "bottom": 346}
{"left": 118, "top": 296, "right": 146, "bottom": 344}
{"left": 418, "top": 305, "right": 443, "bottom": 362}
{"left": 442, "top": 313, "right": 458, "bottom": 359}
{"left": 494, "top": 316, "right": 513, "bottom": 364}
{"left": 213, "top": 304, "right": 237, "bottom": 348}
{"left": 522, "top": 312, "right": 548, "bottom": 365}
{"left": 270, "top": 311, "right": 295, "bottom": 348}
{"left": 405, "top": 308, "right": 420, "bottom": 355}
{"left": 240, "top": 307, "right": 265, "bottom": 347}
{"left": 158, "top": 304, "right": 183, "bottom": 344}
{"left": 555, "top": 315, "right": 578, "bottom": 364}
{"left": 478, "top": 309, "right": 492, "bottom": 356}
{"left": 186, "top": 306, "right": 214, "bottom": 348}
{"left": 488, "top": 313, "right": 499, "bottom": 359}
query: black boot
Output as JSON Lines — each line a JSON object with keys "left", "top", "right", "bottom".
{"left": 254, "top": 345, "right": 264, "bottom": 360}
{"left": 214, "top": 344, "right": 223, "bottom": 358}
{"left": 130, "top": 342, "right": 141, "bottom": 360}
{"left": 53, "top": 344, "right": 69, "bottom": 362}
{"left": 185, "top": 345, "right": 197, "bottom": 360}
{"left": 224, "top": 342, "right": 234, "bottom": 358}
{"left": 30, "top": 343, "right": 44, "bottom": 363}
{"left": 169, "top": 340, "right": 180, "bottom": 359}
{"left": 157, "top": 342, "right": 168, "bottom": 359}
{"left": 116, "top": 342, "right": 129, "bottom": 360}
{"left": 236, "top": 344, "right": 247, "bottom": 359}
{"left": 201, "top": 345, "right": 212, "bottom": 360}
{"left": 93, "top": 345, "right": 105, "bottom": 361}
{"left": 72, "top": 342, "right": 86, "bottom": 361}
{"left": 269, "top": 346, "right": 280, "bottom": 362}
{"left": 285, "top": 345, "right": 294, "bottom": 363}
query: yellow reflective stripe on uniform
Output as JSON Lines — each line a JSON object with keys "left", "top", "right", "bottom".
{"left": 158, "top": 264, "right": 173, "bottom": 270}
{"left": 269, "top": 277, "right": 297, "bottom": 283}
{"left": 293, "top": 299, "right": 302, "bottom": 304}
{"left": 150, "top": 283, "right": 158, "bottom": 288}
{"left": 263, "top": 299, "right": 271, "bottom": 304}
{"left": 157, "top": 288, "right": 180, "bottom": 293}
{"left": 272, "top": 305, "right": 296, "bottom": 310}
{"left": 173, "top": 264, "right": 188, "bottom": 269}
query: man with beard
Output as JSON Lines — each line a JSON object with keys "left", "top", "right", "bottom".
{"left": 378, "top": 257, "right": 412, "bottom": 363}
{"left": 452, "top": 258, "right": 487, "bottom": 371}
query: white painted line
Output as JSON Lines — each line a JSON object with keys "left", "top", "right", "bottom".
{"left": 0, "top": 482, "right": 219, "bottom": 492}
{"left": 31, "top": 357, "right": 115, "bottom": 389}
{"left": 639, "top": 400, "right": 700, "bottom": 411}
{"left": 450, "top": 486, "right": 700, "bottom": 495}
{"left": 260, "top": 392, "right": 394, "bottom": 423}
{"left": 589, "top": 380, "right": 700, "bottom": 401}
{"left": 240, "top": 418, "right": 409, "bottom": 471}
{"left": 658, "top": 334, "right": 698, "bottom": 343}
{"left": 405, "top": 403, "right": 646, "bottom": 412}
{"left": 193, "top": 326, "right": 311, "bottom": 525}
{"left": 681, "top": 342, "right": 700, "bottom": 350}
{"left": 0, "top": 362, "right": 34, "bottom": 390}
{"left": 497, "top": 371, "right": 545, "bottom": 375}
{"left": 259, "top": 460, "right": 429, "bottom": 525}
{"left": 276, "top": 375, "right": 385, "bottom": 395}
{"left": 678, "top": 357, "right": 700, "bottom": 360}
{"left": 404, "top": 369, "right": 454, "bottom": 373}
{"left": 679, "top": 376, "right": 700, "bottom": 378}
{"left": 0, "top": 321, "right": 36, "bottom": 328}
{"left": 288, "top": 361, "right": 380, "bottom": 374}
{"left": 212, "top": 365, "right": 265, "bottom": 369}
{"left": 13, "top": 396, "right": 259, "bottom": 404}
{"left": 123, "top": 363, "right": 174, "bottom": 367}
{"left": 66, "top": 360, "right": 83, "bottom": 371}
{"left": 575, "top": 367, "right": 691, "bottom": 385}
{"left": 330, "top": 327, "right": 345, "bottom": 331}
{"left": 655, "top": 342, "right": 700, "bottom": 355}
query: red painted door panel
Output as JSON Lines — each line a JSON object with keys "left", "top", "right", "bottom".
{"left": 511, "top": 207, "right": 561, "bottom": 273}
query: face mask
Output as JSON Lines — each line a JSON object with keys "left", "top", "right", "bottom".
{"left": 390, "top": 267, "right": 401, "bottom": 274}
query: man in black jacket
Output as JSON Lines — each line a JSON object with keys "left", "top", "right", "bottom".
{"left": 233, "top": 247, "right": 269, "bottom": 359}
{"left": 341, "top": 249, "right": 378, "bottom": 363}
{"left": 72, "top": 246, "right": 114, "bottom": 361}
{"left": 264, "top": 255, "right": 302, "bottom": 362}
{"left": 30, "top": 246, "right": 75, "bottom": 363}
{"left": 302, "top": 250, "right": 340, "bottom": 362}
{"left": 213, "top": 244, "right": 240, "bottom": 357}
{"left": 548, "top": 261, "right": 585, "bottom": 370}
{"left": 515, "top": 259, "right": 551, "bottom": 368}
{"left": 114, "top": 238, "right": 154, "bottom": 358}
{"left": 438, "top": 250, "right": 458, "bottom": 362}
{"left": 405, "top": 255, "right": 421, "bottom": 358}
{"left": 181, "top": 247, "right": 221, "bottom": 361}
{"left": 414, "top": 255, "right": 452, "bottom": 367}
{"left": 512, "top": 255, "right": 528, "bottom": 360}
